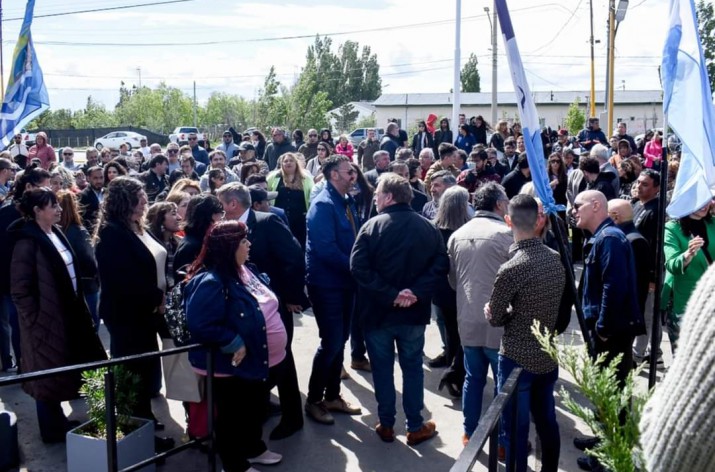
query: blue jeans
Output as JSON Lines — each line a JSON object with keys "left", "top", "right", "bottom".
{"left": 364, "top": 324, "right": 426, "bottom": 432}
{"left": 498, "top": 355, "right": 560, "bottom": 472}
{"left": 306, "top": 285, "right": 354, "bottom": 403}
{"left": 462, "top": 346, "right": 499, "bottom": 437}
{"left": 1, "top": 295, "right": 20, "bottom": 367}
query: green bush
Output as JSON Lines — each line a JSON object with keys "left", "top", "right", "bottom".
{"left": 79, "top": 366, "right": 141, "bottom": 439}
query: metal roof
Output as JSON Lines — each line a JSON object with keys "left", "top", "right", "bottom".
{"left": 372, "top": 90, "right": 663, "bottom": 106}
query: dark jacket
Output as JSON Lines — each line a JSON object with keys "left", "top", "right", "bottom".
{"left": 95, "top": 222, "right": 166, "bottom": 356}
{"left": 139, "top": 169, "right": 170, "bottom": 203}
{"left": 581, "top": 218, "right": 646, "bottom": 338}
{"left": 306, "top": 182, "right": 359, "bottom": 288}
{"left": 64, "top": 223, "right": 99, "bottom": 294}
{"left": 350, "top": 203, "right": 449, "bottom": 330}
{"left": 588, "top": 170, "right": 618, "bottom": 201}
{"left": 433, "top": 129, "right": 453, "bottom": 156}
{"left": 78, "top": 187, "right": 102, "bottom": 234}
{"left": 264, "top": 140, "right": 297, "bottom": 170}
{"left": 169, "top": 169, "right": 200, "bottom": 187}
{"left": 411, "top": 132, "right": 434, "bottom": 155}
{"left": 246, "top": 209, "right": 309, "bottom": 308}
{"left": 577, "top": 127, "right": 609, "bottom": 150}
{"left": 174, "top": 233, "right": 203, "bottom": 282}
{"left": 379, "top": 135, "right": 399, "bottom": 160}
{"left": 9, "top": 219, "right": 105, "bottom": 401}
{"left": 619, "top": 221, "right": 651, "bottom": 317}
{"left": 191, "top": 145, "right": 210, "bottom": 166}
{"left": 410, "top": 189, "right": 429, "bottom": 214}
{"left": 298, "top": 142, "right": 319, "bottom": 161}
{"left": 501, "top": 169, "right": 531, "bottom": 199}
{"left": 0, "top": 202, "right": 21, "bottom": 295}
{"left": 185, "top": 269, "right": 271, "bottom": 380}
{"left": 358, "top": 138, "right": 381, "bottom": 171}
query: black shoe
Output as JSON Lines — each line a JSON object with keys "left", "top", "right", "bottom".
{"left": 269, "top": 420, "right": 303, "bottom": 440}
{"left": 153, "top": 420, "right": 165, "bottom": 431}
{"left": 428, "top": 352, "right": 448, "bottom": 368}
{"left": 266, "top": 400, "right": 282, "bottom": 418}
{"left": 438, "top": 379, "right": 462, "bottom": 398}
{"left": 574, "top": 436, "right": 600, "bottom": 451}
{"left": 577, "top": 455, "right": 606, "bottom": 472}
{"left": 155, "top": 436, "right": 175, "bottom": 453}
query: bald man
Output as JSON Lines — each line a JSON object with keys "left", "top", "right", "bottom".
{"left": 573, "top": 191, "right": 645, "bottom": 469}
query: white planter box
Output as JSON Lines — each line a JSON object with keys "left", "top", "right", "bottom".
{"left": 66, "top": 417, "right": 155, "bottom": 472}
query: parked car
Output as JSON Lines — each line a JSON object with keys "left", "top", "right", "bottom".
{"left": 348, "top": 127, "right": 384, "bottom": 147}
{"left": 169, "top": 127, "right": 205, "bottom": 146}
{"left": 93, "top": 131, "right": 146, "bottom": 150}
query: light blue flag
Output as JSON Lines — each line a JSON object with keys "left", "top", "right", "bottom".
{"left": 495, "top": 0, "right": 558, "bottom": 214}
{"left": 662, "top": 0, "right": 715, "bottom": 218}
{"left": 0, "top": 0, "right": 49, "bottom": 148}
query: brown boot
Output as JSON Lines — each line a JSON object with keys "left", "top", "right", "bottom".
{"left": 375, "top": 424, "right": 395, "bottom": 443}
{"left": 406, "top": 421, "right": 437, "bottom": 446}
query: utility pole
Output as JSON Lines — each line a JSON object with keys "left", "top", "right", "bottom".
{"left": 137, "top": 67, "right": 142, "bottom": 88}
{"left": 193, "top": 81, "right": 197, "bottom": 127}
{"left": 452, "top": 0, "right": 462, "bottom": 132}
{"left": 0, "top": 0, "right": 5, "bottom": 100}
{"left": 589, "top": 0, "right": 596, "bottom": 117}
{"left": 607, "top": 0, "right": 616, "bottom": 135}
{"left": 486, "top": 2, "right": 498, "bottom": 126}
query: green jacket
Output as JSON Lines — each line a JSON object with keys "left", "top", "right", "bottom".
{"left": 266, "top": 171, "right": 313, "bottom": 210}
{"left": 662, "top": 218, "right": 715, "bottom": 314}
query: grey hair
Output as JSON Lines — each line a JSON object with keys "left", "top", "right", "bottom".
{"left": 590, "top": 143, "right": 610, "bottom": 162}
{"left": 216, "top": 182, "right": 252, "bottom": 210}
{"left": 373, "top": 150, "right": 390, "bottom": 161}
{"left": 419, "top": 148, "right": 435, "bottom": 160}
{"left": 430, "top": 170, "right": 457, "bottom": 187}
{"left": 434, "top": 186, "right": 471, "bottom": 231}
{"left": 473, "top": 182, "right": 506, "bottom": 212}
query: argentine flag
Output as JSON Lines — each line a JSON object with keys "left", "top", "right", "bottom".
{"left": 0, "top": 0, "right": 49, "bottom": 148}
{"left": 662, "top": 0, "right": 715, "bottom": 218}
{"left": 495, "top": 0, "right": 557, "bottom": 213}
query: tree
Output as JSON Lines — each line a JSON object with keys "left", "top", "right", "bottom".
{"left": 697, "top": 0, "right": 715, "bottom": 93}
{"left": 73, "top": 96, "right": 117, "bottom": 128}
{"left": 285, "top": 65, "right": 332, "bottom": 132}
{"left": 331, "top": 103, "right": 360, "bottom": 133}
{"left": 355, "top": 114, "right": 377, "bottom": 129}
{"left": 201, "top": 92, "right": 252, "bottom": 131}
{"left": 460, "top": 53, "right": 481, "bottom": 93}
{"left": 564, "top": 98, "right": 586, "bottom": 135}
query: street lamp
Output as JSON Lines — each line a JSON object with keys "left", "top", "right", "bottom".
{"left": 484, "top": 3, "right": 497, "bottom": 126}
{"left": 606, "top": 0, "right": 629, "bottom": 134}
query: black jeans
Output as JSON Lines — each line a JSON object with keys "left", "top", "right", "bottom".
{"left": 268, "top": 352, "right": 303, "bottom": 427}
{"left": 214, "top": 376, "right": 268, "bottom": 472}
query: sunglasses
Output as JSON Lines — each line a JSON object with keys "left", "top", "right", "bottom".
{"left": 63, "top": 153, "right": 74, "bottom": 157}
{"left": 309, "top": 134, "right": 318, "bottom": 137}
{"left": 167, "top": 149, "right": 179, "bottom": 154}
{"left": 189, "top": 137, "right": 197, "bottom": 141}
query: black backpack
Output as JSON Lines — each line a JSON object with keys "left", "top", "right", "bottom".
{"left": 164, "top": 275, "right": 228, "bottom": 346}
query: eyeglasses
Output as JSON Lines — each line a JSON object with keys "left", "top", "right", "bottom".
{"left": 63, "top": 153, "right": 73, "bottom": 157}
{"left": 573, "top": 201, "right": 589, "bottom": 211}
{"left": 189, "top": 137, "right": 197, "bottom": 141}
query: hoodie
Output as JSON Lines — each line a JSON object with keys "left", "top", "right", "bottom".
{"left": 27, "top": 132, "right": 55, "bottom": 170}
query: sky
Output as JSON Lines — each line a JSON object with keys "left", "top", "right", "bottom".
{"left": 0, "top": 0, "right": 668, "bottom": 112}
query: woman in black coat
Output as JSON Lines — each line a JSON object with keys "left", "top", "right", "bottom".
{"left": 10, "top": 188, "right": 105, "bottom": 443}
{"left": 94, "top": 177, "right": 173, "bottom": 449}
{"left": 173, "top": 194, "right": 225, "bottom": 282}
{"left": 433, "top": 118, "right": 453, "bottom": 156}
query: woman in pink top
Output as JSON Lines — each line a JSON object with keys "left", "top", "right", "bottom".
{"left": 27, "top": 132, "right": 55, "bottom": 170}
{"left": 334, "top": 135, "right": 355, "bottom": 161}
{"left": 643, "top": 131, "right": 663, "bottom": 169}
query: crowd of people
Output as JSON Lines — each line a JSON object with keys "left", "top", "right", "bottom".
{"left": 0, "top": 114, "right": 699, "bottom": 472}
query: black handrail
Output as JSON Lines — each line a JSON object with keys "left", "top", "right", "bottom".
{"left": 450, "top": 367, "right": 522, "bottom": 472}
{"left": 0, "top": 343, "right": 217, "bottom": 472}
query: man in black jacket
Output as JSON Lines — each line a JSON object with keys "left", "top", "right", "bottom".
{"left": 216, "top": 182, "right": 306, "bottom": 440}
{"left": 350, "top": 173, "right": 449, "bottom": 446}
{"left": 138, "top": 155, "right": 169, "bottom": 203}
{"left": 501, "top": 153, "right": 531, "bottom": 199}
{"left": 264, "top": 128, "right": 297, "bottom": 170}
{"left": 78, "top": 167, "right": 104, "bottom": 233}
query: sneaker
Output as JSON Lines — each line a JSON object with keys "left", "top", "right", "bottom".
{"left": 304, "top": 401, "right": 335, "bottom": 425}
{"left": 428, "top": 352, "right": 448, "bottom": 368}
{"left": 406, "top": 421, "right": 437, "bottom": 446}
{"left": 340, "top": 366, "right": 351, "bottom": 380}
{"left": 350, "top": 358, "right": 372, "bottom": 372}
{"left": 248, "top": 449, "right": 282, "bottom": 465}
{"left": 574, "top": 436, "right": 600, "bottom": 451}
{"left": 323, "top": 396, "right": 362, "bottom": 415}
{"left": 375, "top": 423, "right": 395, "bottom": 443}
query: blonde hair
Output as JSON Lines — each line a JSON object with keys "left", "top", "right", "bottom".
{"left": 279, "top": 152, "right": 307, "bottom": 190}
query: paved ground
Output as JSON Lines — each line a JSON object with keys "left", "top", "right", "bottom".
{"left": 0, "top": 270, "right": 669, "bottom": 472}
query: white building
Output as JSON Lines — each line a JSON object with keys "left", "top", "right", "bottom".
{"left": 372, "top": 90, "right": 662, "bottom": 135}
{"left": 327, "top": 101, "right": 376, "bottom": 132}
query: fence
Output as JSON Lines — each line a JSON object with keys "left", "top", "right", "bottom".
{"left": 0, "top": 344, "right": 217, "bottom": 472}
{"left": 450, "top": 367, "right": 522, "bottom": 472}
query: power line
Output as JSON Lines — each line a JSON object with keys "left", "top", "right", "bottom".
{"left": 2, "top": 0, "right": 194, "bottom": 22}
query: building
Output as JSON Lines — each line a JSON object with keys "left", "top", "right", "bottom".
{"left": 372, "top": 90, "right": 662, "bottom": 135}
{"left": 327, "top": 101, "right": 376, "bottom": 133}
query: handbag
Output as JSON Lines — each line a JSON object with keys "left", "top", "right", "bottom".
{"left": 161, "top": 338, "right": 202, "bottom": 403}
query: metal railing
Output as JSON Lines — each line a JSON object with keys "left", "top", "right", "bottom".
{"left": 450, "top": 367, "right": 522, "bottom": 472}
{"left": 0, "top": 344, "right": 217, "bottom": 472}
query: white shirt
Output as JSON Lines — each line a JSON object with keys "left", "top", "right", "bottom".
{"left": 47, "top": 231, "right": 77, "bottom": 292}
{"left": 136, "top": 230, "right": 168, "bottom": 292}
{"left": 140, "top": 146, "right": 151, "bottom": 159}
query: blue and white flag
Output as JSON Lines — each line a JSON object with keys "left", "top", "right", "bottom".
{"left": 662, "top": 0, "right": 715, "bottom": 218}
{"left": 495, "top": 0, "right": 557, "bottom": 213}
{"left": 0, "top": 0, "right": 49, "bottom": 148}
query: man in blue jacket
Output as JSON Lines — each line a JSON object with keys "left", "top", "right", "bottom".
{"left": 573, "top": 189, "right": 645, "bottom": 471}
{"left": 350, "top": 173, "right": 449, "bottom": 446}
{"left": 304, "top": 155, "right": 363, "bottom": 425}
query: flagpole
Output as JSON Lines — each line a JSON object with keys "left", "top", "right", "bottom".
{"left": 648, "top": 113, "right": 669, "bottom": 388}
{"left": 0, "top": 0, "right": 4, "bottom": 101}
{"left": 452, "top": 0, "right": 461, "bottom": 133}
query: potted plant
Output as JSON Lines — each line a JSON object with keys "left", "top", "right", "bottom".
{"left": 66, "top": 367, "right": 155, "bottom": 472}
